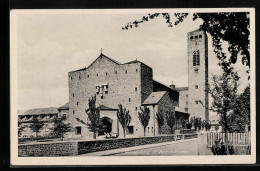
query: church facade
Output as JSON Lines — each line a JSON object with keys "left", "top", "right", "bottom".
{"left": 62, "top": 52, "right": 188, "bottom": 139}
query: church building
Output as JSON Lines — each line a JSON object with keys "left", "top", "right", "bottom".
{"left": 18, "top": 29, "right": 213, "bottom": 139}
{"left": 60, "top": 52, "right": 189, "bottom": 139}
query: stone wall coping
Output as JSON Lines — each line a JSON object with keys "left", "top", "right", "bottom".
{"left": 18, "top": 134, "right": 182, "bottom": 146}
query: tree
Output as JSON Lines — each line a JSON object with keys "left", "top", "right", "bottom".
{"left": 117, "top": 104, "right": 132, "bottom": 137}
{"left": 76, "top": 95, "right": 101, "bottom": 139}
{"left": 190, "top": 117, "right": 194, "bottom": 129}
{"left": 155, "top": 110, "right": 164, "bottom": 134}
{"left": 29, "top": 117, "right": 44, "bottom": 141}
{"left": 215, "top": 125, "right": 219, "bottom": 131}
{"left": 205, "top": 120, "right": 212, "bottom": 131}
{"left": 18, "top": 121, "right": 26, "bottom": 137}
{"left": 205, "top": 66, "right": 239, "bottom": 154}
{"left": 228, "top": 85, "right": 250, "bottom": 132}
{"left": 181, "top": 118, "right": 186, "bottom": 130}
{"left": 198, "top": 118, "right": 202, "bottom": 131}
{"left": 51, "top": 115, "right": 74, "bottom": 141}
{"left": 138, "top": 106, "right": 150, "bottom": 136}
{"left": 166, "top": 111, "right": 175, "bottom": 134}
{"left": 194, "top": 117, "right": 200, "bottom": 131}
{"left": 201, "top": 120, "right": 206, "bottom": 130}
{"left": 122, "top": 12, "right": 250, "bottom": 71}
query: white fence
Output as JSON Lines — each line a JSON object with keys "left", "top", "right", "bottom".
{"left": 207, "top": 132, "right": 251, "bottom": 146}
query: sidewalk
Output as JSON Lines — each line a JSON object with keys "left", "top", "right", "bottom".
{"left": 77, "top": 138, "right": 198, "bottom": 156}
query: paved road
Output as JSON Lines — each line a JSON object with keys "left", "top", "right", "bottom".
{"left": 112, "top": 133, "right": 212, "bottom": 156}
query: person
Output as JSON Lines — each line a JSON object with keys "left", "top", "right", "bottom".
{"left": 211, "top": 139, "right": 220, "bottom": 155}
{"left": 219, "top": 142, "right": 226, "bottom": 155}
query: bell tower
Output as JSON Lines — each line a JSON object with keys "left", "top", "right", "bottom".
{"left": 187, "top": 29, "right": 209, "bottom": 121}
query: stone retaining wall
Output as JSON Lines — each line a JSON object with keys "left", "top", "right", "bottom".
{"left": 18, "top": 141, "right": 78, "bottom": 157}
{"left": 19, "top": 134, "right": 198, "bottom": 157}
{"left": 78, "top": 135, "right": 176, "bottom": 155}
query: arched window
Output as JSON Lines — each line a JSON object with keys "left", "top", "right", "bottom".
{"left": 193, "top": 50, "right": 200, "bottom": 66}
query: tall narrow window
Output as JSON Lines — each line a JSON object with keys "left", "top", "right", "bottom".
{"left": 193, "top": 50, "right": 200, "bottom": 66}
{"left": 135, "top": 87, "right": 137, "bottom": 92}
{"left": 125, "top": 70, "right": 127, "bottom": 74}
{"left": 129, "top": 98, "right": 131, "bottom": 102}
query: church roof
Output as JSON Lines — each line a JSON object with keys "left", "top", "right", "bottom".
{"left": 175, "top": 106, "right": 188, "bottom": 114}
{"left": 175, "top": 87, "right": 188, "bottom": 91}
{"left": 99, "top": 105, "right": 118, "bottom": 111}
{"left": 142, "top": 91, "right": 167, "bottom": 105}
{"left": 69, "top": 53, "right": 121, "bottom": 73}
{"left": 58, "top": 102, "right": 69, "bottom": 110}
{"left": 19, "top": 107, "right": 59, "bottom": 116}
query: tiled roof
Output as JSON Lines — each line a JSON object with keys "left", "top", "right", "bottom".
{"left": 142, "top": 91, "right": 167, "bottom": 105}
{"left": 175, "top": 87, "right": 188, "bottom": 91}
{"left": 175, "top": 106, "right": 188, "bottom": 114}
{"left": 99, "top": 105, "right": 118, "bottom": 111}
{"left": 19, "top": 107, "right": 59, "bottom": 116}
{"left": 124, "top": 60, "right": 141, "bottom": 64}
{"left": 58, "top": 102, "right": 69, "bottom": 110}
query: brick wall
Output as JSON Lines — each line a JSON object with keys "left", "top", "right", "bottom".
{"left": 18, "top": 141, "right": 78, "bottom": 157}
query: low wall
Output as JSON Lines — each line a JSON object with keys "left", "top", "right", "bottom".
{"left": 78, "top": 135, "right": 177, "bottom": 155}
{"left": 19, "top": 134, "right": 198, "bottom": 156}
{"left": 18, "top": 141, "right": 78, "bottom": 157}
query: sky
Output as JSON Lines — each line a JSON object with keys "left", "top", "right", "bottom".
{"left": 15, "top": 11, "right": 250, "bottom": 111}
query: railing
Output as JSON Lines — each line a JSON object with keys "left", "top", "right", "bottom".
{"left": 207, "top": 132, "right": 251, "bottom": 146}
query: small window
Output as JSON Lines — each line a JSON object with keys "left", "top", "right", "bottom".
{"left": 186, "top": 101, "right": 188, "bottom": 105}
{"left": 135, "top": 107, "right": 137, "bottom": 111}
{"left": 101, "top": 96, "right": 104, "bottom": 99}
{"left": 129, "top": 98, "right": 131, "bottom": 102}
{"left": 195, "top": 35, "right": 198, "bottom": 39}
{"left": 151, "top": 127, "right": 153, "bottom": 133}
{"left": 72, "top": 93, "right": 74, "bottom": 97}
{"left": 135, "top": 87, "right": 137, "bottom": 92}
{"left": 77, "top": 102, "right": 79, "bottom": 106}
{"left": 106, "top": 72, "right": 107, "bottom": 76}
{"left": 70, "top": 76, "right": 73, "bottom": 80}
{"left": 75, "top": 126, "right": 81, "bottom": 135}
{"left": 73, "top": 110, "right": 75, "bottom": 114}
{"left": 88, "top": 75, "right": 89, "bottom": 77}
{"left": 136, "top": 129, "right": 138, "bottom": 131}
{"left": 127, "top": 126, "right": 134, "bottom": 135}
{"left": 97, "top": 74, "right": 98, "bottom": 76}
{"left": 195, "top": 85, "right": 198, "bottom": 89}
{"left": 105, "top": 91, "right": 108, "bottom": 94}
{"left": 185, "top": 107, "right": 188, "bottom": 112}
{"left": 190, "top": 36, "right": 193, "bottom": 40}
{"left": 125, "top": 70, "right": 127, "bottom": 74}
{"left": 195, "top": 101, "right": 198, "bottom": 104}
{"left": 199, "top": 35, "right": 202, "bottom": 38}
{"left": 136, "top": 69, "right": 138, "bottom": 72}
{"left": 115, "top": 71, "right": 117, "bottom": 74}
{"left": 148, "top": 127, "right": 149, "bottom": 133}
{"left": 79, "top": 76, "right": 81, "bottom": 79}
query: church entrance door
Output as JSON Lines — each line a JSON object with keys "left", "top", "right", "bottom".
{"left": 98, "top": 117, "right": 113, "bottom": 136}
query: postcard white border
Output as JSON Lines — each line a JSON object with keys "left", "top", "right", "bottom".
{"left": 10, "top": 8, "right": 256, "bottom": 165}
